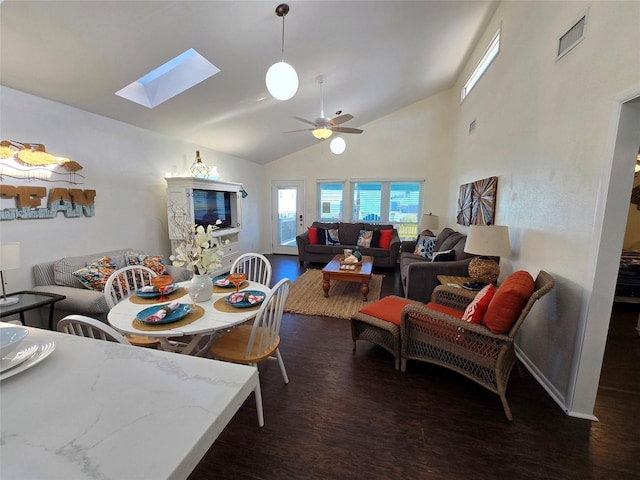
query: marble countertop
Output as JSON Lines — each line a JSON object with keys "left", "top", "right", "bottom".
{"left": 0, "top": 323, "right": 258, "bottom": 479}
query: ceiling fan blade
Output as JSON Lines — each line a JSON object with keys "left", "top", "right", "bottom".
{"left": 284, "top": 128, "right": 314, "bottom": 134}
{"left": 330, "top": 126, "right": 363, "bottom": 134}
{"left": 328, "top": 114, "right": 354, "bottom": 126}
{"left": 292, "top": 116, "right": 317, "bottom": 127}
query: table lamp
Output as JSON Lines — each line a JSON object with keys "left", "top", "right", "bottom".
{"left": 0, "top": 242, "right": 20, "bottom": 306}
{"left": 419, "top": 213, "right": 439, "bottom": 236}
{"left": 463, "top": 225, "right": 510, "bottom": 287}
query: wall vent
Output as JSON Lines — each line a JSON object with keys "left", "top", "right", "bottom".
{"left": 557, "top": 15, "right": 586, "bottom": 60}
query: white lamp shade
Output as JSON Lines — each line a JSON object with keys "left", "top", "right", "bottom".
{"left": 0, "top": 242, "right": 20, "bottom": 270}
{"left": 464, "top": 225, "right": 510, "bottom": 257}
{"left": 330, "top": 137, "right": 346, "bottom": 154}
{"left": 419, "top": 214, "right": 439, "bottom": 232}
{"left": 265, "top": 61, "right": 299, "bottom": 101}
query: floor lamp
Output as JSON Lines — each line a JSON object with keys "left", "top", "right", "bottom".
{"left": 0, "top": 242, "right": 21, "bottom": 306}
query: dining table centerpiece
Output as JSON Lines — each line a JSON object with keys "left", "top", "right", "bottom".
{"left": 169, "top": 206, "right": 225, "bottom": 301}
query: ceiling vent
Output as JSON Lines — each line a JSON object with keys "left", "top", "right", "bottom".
{"left": 557, "top": 15, "right": 586, "bottom": 60}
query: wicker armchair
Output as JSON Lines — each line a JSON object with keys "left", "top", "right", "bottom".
{"left": 400, "top": 270, "right": 554, "bottom": 420}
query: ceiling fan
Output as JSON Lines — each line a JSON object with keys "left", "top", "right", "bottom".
{"left": 285, "top": 74, "right": 364, "bottom": 140}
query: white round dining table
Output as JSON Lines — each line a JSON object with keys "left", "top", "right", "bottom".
{"left": 107, "top": 280, "right": 270, "bottom": 355}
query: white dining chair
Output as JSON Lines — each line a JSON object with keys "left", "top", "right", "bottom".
{"left": 58, "top": 314, "right": 131, "bottom": 344}
{"left": 104, "top": 265, "right": 160, "bottom": 347}
{"left": 210, "top": 278, "right": 291, "bottom": 427}
{"left": 230, "top": 253, "right": 272, "bottom": 287}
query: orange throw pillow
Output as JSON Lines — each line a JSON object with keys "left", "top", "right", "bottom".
{"left": 358, "top": 296, "right": 416, "bottom": 326}
{"left": 307, "top": 227, "right": 318, "bottom": 245}
{"left": 483, "top": 271, "right": 535, "bottom": 334}
{"left": 462, "top": 284, "right": 495, "bottom": 324}
{"left": 378, "top": 229, "right": 393, "bottom": 249}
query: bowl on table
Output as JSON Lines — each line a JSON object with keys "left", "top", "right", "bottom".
{"left": 0, "top": 326, "right": 29, "bottom": 358}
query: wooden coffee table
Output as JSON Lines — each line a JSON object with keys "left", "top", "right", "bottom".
{"left": 322, "top": 255, "right": 374, "bottom": 301}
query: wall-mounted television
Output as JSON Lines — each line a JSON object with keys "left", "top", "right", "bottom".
{"left": 192, "top": 189, "right": 233, "bottom": 229}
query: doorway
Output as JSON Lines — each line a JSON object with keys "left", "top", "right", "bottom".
{"left": 271, "top": 180, "right": 305, "bottom": 255}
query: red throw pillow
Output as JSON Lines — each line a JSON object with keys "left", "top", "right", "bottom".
{"left": 461, "top": 284, "right": 495, "bottom": 324}
{"left": 358, "top": 296, "right": 416, "bottom": 326}
{"left": 307, "top": 227, "right": 318, "bottom": 245}
{"left": 378, "top": 229, "right": 393, "bottom": 249}
{"left": 483, "top": 271, "right": 535, "bottom": 334}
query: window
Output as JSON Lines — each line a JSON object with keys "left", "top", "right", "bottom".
{"left": 317, "top": 182, "right": 344, "bottom": 221}
{"left": 352, "top": 182, "right": 382, "bottom": 222}
{"left": 461, "top": 28, "right": 500, "bottom": 102}
{"left": 318, "top": 180, "right": 424, "bottom": 240}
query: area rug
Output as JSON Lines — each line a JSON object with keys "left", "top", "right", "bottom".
{"left": 284, "top": 269, "right": 383, "bottom": 319}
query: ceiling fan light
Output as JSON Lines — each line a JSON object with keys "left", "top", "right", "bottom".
{"left": 312, "top": 128, "right": 332, "bottom": 140}
{"left": 330, "top": 137, "right": 346, "bottom": 154}
{"left": 266, "top": 61, "right": 298, "bottom": 101}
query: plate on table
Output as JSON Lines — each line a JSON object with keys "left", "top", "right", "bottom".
{"left": 135, "top": 283, "right": 178, "bottom": 298}
{"left": 213, "top": 275, "right": 237, "bottom": 288}
{"left": 0, "top": 341, "right": 56, "bottom": 381}
{"left": 0, "top": 326, "right": 29, "bottom": 357}
{"left": 224, "top": 290, "right": 266, "bottom": 309}
{"left": 136, "top": 303, "right": 192, "bottom": 325}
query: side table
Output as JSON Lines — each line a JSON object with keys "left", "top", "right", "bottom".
{"left": 0, "top": 291, "right": 66, "bottom": 330}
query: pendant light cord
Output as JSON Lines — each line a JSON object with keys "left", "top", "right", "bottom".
{"left": 281, "top": 15, "right": 286, "bottom": 62}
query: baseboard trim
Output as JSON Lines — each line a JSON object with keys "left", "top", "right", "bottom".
{"left": 515, "top": 345, "right": 598, "bottom": 422}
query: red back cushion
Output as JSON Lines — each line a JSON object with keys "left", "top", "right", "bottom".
{"left": 307, "top": 227, "right": 318, "bottom": 245}
{"left": 462, "top": 284, "right": 495, "bottom": 324}
{"left": 483, "top": 271, "right": 535, "bottom": 334}
{"left": 378, "top": 229, "right": 393, "bottom": 249}
{"left": 358, "top": 296, "right": 416, "bottom": 326}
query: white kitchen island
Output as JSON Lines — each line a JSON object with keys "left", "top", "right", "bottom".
{"left": 0, "top": 322, "right": 258, "bottom": 480}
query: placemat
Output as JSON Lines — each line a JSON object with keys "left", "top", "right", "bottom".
{"left": 213, "top": 281, "right": 248, "bottom": 294}
{"left": 213, "top": 296, "right": 262, "bottom": 313}
{"left": 132, "top": 304, "right": 204, "bottom": 331}
{"left": 129, "top": 287, "right": 186, "bottom": 305}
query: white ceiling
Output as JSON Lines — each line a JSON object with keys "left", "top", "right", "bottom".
{"left": 0, "top": 1, "right": 499, "bottom": 164}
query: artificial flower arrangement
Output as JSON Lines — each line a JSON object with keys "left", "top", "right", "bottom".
{"left": 168, "top": 203, "right": 227, "bottom": 275}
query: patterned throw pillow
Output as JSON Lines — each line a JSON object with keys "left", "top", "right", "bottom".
{"left": 125, "top": 253, "right": 168, "bottom": 275}
{"left": 73, "top": 256, "right": 119, "bottom": 292}
{"left": 326, "top": 228, "right": 340, "bottom": 245}
{"left": 462, "top": 284, "right": 495, "bottom": 324}
{"left": 357, "top": 230, "right": 373, "bottom": 248}
{"left": 413, "top": 234, "right": 436, "bottom": 258}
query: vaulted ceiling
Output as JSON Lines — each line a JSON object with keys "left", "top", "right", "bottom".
{"left": 0, "top": 1, "right": 498, "bottom": 164}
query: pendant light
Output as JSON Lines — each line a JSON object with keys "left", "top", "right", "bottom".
{"left": 265, "top": 4, "right": 298, "bottom": 101}
{"left": 330, "top": 137, "right": 346, "bottom": 154}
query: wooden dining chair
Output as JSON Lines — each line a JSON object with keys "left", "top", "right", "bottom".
{"left": 230, "top": 253, "right": 272, "bottom": 287}
{"left": 104, "top": 265, "right": 160, "bottom": 347}
{"left": 58, "top": 314, "right": 131, "bottom": 345}
{"left": 210, "top": 278, "right": 291, "bottom": 427}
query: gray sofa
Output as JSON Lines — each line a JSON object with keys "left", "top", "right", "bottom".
{"left": 31, "top": 248, "right": 190, "bottom": 327}
{"left": 296, "top": 221, "right": 401, "bottom": 268}
{"left": 400, "top": 227, "right": 475, "bottom": 303}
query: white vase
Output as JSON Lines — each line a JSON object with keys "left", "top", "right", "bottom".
{"left": 190, "top": 273, "right": 213, "bottom": 302}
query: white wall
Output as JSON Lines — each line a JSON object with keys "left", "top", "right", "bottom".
{"left": 0, "top": 86, "right": 264, "bottom": 292}
{"left": 447, "top": 1, "right": 640, "bottom": 417}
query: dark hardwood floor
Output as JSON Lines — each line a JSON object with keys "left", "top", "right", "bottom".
{"left": 188, "top": 255, "right": 640, "bottom": 480}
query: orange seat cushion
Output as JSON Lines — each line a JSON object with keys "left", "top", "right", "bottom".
{"left": 424, "top": 302, "right": 465, "bottom": 320}
{"left": 358, "top": 296, "right": 416, "bottom": 326}
{"left": 483, "top": 271, "right": 535, "bottom": 334}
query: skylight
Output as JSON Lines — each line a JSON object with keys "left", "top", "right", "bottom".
{"left": 116, "top": 48, "right": 220, "bottom": 108}
{"left": 461, "top": 29, "right": 500, "bottom": 102}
